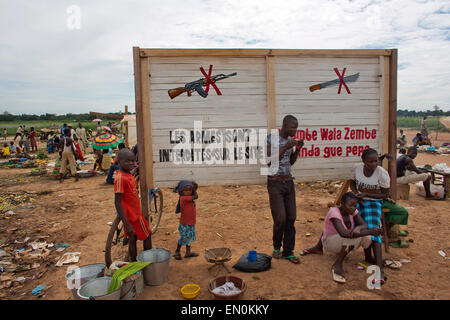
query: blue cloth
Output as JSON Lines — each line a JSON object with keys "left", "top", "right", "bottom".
{"left": 106, "top": 164, "right": 120, "bottom": 184}
{"left": 178, "top": 224, "right": 196, "bottom": 246}
{"left": 47, "top": 139, "right": 54, "bottom": 153}
{"left": 357, "top": 199, "right": 382, "bottom": 243}
{"left": 32, "top": 285, "right": 46, "bottom": 295}
{"left": 173, "top": 180, "right": 194, "bottom": 213}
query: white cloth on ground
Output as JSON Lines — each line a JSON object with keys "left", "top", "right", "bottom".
{"left": 212, "top": 281, "right": 241, "bottom": 296}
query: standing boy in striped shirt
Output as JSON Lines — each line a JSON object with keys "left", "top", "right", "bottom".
{"left": 114, "top": 149, "right": 152, "bottom": 261}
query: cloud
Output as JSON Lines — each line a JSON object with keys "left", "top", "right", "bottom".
{"left": 0, "top": 0, "right": 449, "bottom": 114}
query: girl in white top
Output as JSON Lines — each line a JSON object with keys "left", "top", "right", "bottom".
{"left": 350, "top": 148, "right": 390, "bottom": 286}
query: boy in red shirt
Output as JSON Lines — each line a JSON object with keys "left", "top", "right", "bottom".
{"left": 173, "top": 180, "right": 198, "bottom": 260}
{"left": 114, "top": 149, "right": 152, "bottom": 261}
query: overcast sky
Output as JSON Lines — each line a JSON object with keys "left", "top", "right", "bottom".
{"left": 0, "top": 0, "right": 449, "bottom": 115}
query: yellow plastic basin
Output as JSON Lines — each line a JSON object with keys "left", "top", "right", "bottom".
{"left": 181, "top": 284, "right": 200, "bottom": 299}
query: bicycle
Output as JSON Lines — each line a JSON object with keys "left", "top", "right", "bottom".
{"left": 105, "top": 187, "right": 163, "bottom": 268}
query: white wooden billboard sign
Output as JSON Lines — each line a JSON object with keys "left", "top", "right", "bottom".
{"left": 133, "top": 49, "right": 397, "bottom": 197}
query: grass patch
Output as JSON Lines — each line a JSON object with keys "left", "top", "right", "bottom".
{"left": 0, "top": 121, "right": 101, "bottom": 136}
{"left": 397, "top": 116, "right": 449, "bottom": 132}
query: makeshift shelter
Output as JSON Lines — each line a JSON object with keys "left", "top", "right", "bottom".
{"left": 120, "top": 114, "right": 137, "bottom": 148}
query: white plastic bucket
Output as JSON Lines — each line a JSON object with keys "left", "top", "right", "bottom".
{"left": 65, "top": 264, "right": 105, "bottom": 300}
{"left": 137, "top": 248, "right": 171, "bottom": 286}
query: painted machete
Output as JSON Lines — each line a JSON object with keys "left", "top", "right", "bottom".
{"left": 309, "top": 72, "right": 360, "bottom": 92}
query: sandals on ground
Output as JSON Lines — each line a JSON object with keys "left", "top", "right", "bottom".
{"left": 272, "top": 249, "right": 282, "bottom": 259}
{"left": 372, "top": 276, "right": 388, "bottom": 286}
{"left": 282, "top": 255, "right": 301, "bottom": 264}
{"left": 383, "top": 259, "right": 402, "bottom": 269}
{"left": 173, "top": 252, "right": 182, "bottom": 260}
{"left": 184, "top": 252, "right": 199, "bottom": 258}
{"left": 300, "top": 249, "right": 322, "bottom": 256}
{"left": 332, "top": 269, "right": 346, "bottom": 284}
{"left": 389, "top": 240, "right": 410, "bottom": 248}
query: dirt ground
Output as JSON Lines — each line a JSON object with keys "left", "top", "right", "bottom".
{"left": 0, "top": 129, "right": 449, "bottom": 300}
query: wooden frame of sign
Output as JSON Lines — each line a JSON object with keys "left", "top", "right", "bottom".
{"left": 133, "top": 48, "right": 397, "bottom": 217}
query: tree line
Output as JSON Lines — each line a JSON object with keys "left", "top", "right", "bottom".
{"left": 0, "top": 111, "right": 133, "bottom": 122}
{"left": 0, "top": 109, "right": 448, "bottom": 122}
{"left": 397, "top": 108, "right": 449, "bottom": 117}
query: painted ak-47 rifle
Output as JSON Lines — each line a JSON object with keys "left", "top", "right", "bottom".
{"left": 168, "top": 72, "right": 237, "bottom": 99}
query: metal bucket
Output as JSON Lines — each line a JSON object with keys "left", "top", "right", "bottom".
{"left": 76, "top": 276, "right": 121, "bottom": 300}
{"left": 120, "top": 271, "right": 144, "bottom": 300}
{"left": 137, "top": 248, "right": 171, "bottom": 286}
{"left": 65, "top": 264, "right": 106, "bottom": 300}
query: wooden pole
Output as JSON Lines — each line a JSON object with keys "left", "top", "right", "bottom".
{"left": 380, "top": 56, "right": 390, "bottom": 172}
{"left": 133, "top": 46, "right": 149, "bottom": 219}
{"left": 389, "top": 49, "right": 398, "bottom": 200}
{"left": 125, "top": 105, "right": 128, "bottom": 115}
{"left": 140, "top": 56, "right": 154, "bottom": 190}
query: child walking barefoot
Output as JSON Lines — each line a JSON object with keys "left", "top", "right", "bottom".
{"left": 173, "top": 180, "right": 199, "bottom": 260}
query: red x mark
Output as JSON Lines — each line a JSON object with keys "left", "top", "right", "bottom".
{"left": 200, "top": 65, "right": 222, "bottom": 96}
{"left": 334, "top": 67, "right": 351, "bottom": 94}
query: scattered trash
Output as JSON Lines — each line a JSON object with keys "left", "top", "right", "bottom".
{"left": 305, "top": 233, "right": 311, "bottom": 237}
{"left": 162, "top": 238, "right": 167, "bottom": 241}
{"left": 358, "top": 262, "right": 368, "bottom": 269}
{"left": 165, "top": 232, "right": 170, "bottom": 235}
{"left": 4, "top": 264, "right": 31, "bottom": 272}
{"left": 32, "top": 285, "right": 47, "bottom": 295}
{"left": 438, "top": 250, "right": 450, "bottom": 260}
{"left": 216, "top": 232, "right": 223, "bottom": 238}
{"left": 13, "top": 248, "right": 25, "bottom": 254}
{"left": 404, "top": 207, "right": 415, "bottom": 210}
{"left": 399, "top": 259, "right": 411, "bottom": 264}
{"left": 14, "top": 276, "right": 26, "bottom": 284}
{"left": 353, "top": 265, "right": 365, "bottom": 270}
{"left": 106, "top": 222, "right": 113, "bottom": 226}
{"left": 55, "top": 243, "right": 69, "bottom": 252}
{"left": 30, "top": 242, "right": 52, "bottom": 250}
{"left": 55, "top": 252, "right": 81, "bottom": 267}
{"left": 5, "top": 211, "right": 15, "bottom": 216}
{"left": 36, "top": 268, "right": 47, "bottom": 279}
{"left": 265, "top": 217, "right": 270, "bottom": 220}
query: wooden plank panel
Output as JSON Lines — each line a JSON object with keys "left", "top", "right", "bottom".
{"left": 140, "top": 49, "right": 391, "bottom": 57}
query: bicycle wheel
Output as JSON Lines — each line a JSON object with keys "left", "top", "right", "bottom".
{"left": 105, "top": 215, "right": 129, "bottom": 268}
{"left": 148, "top": 188, "right": 163, "bottom": 234}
